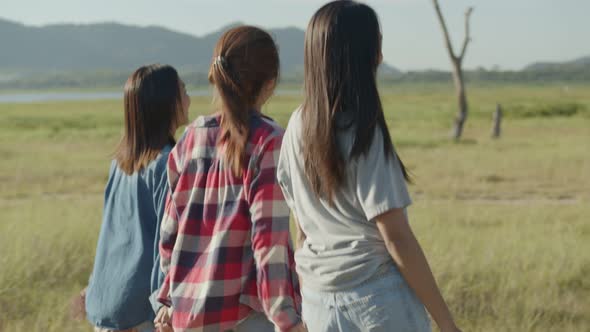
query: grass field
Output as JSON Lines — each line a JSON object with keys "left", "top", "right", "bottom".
{"left": 0, "top": 83, "right": 589, "bottom": 331}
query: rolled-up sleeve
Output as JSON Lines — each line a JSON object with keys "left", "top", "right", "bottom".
{"left": 248, "top": 135, "right": 302, "bottom": 331}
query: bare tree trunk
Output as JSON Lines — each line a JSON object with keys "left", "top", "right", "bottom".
{"left": 432, "top": 0, "right": 474, "bottom": 140}
{"left": 452, "top": 61, "right": 468, "bottom": 139}
{"left": 492, "top": 103, "right": 502, "bottom": 138}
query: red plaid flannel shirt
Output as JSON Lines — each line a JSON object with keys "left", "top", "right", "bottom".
{"left": 157, "top": 113, "right": 301, "bottom": 332}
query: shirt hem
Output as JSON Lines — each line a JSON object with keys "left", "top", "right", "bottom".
{"left": 297, "top": 260, "right": 395, "bottom": 293}
{"left": 87, "top": 313, "right": 153, "bottom": 331}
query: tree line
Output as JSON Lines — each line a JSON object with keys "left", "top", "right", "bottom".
{"left": 1, "top": 67, "right": 589, "bottom": 90}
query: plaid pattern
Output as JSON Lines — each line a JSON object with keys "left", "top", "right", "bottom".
{"left": 157, "top": 113, "right": 301, "bottom": 332}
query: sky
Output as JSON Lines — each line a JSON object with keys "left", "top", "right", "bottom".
{"left": 1, "top": 0, "right": 589, "bottom": 71}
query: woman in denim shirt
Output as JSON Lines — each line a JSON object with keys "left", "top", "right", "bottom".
{"left": 84, "top": 64, "right": 190, "bottom": 332}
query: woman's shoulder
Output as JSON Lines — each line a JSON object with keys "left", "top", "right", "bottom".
{"left": 155, "top": 144, "right": 173, "bottom": 168}
{"left": 192, "top": 114, "right": 221, "bottom": 129}
{"left": 250, "top": 113, "right": 285, "bottom": 143}
{"left": 279, "top": 106, "right": 303, "bottom": 145}
{"left": 288, "top": 106, "right": 303, "bottom": 127}
{"left": 282, "top": 106, "right": 303, "bottom": 137}
{"left": 140, "top": 145, "right": 171, "bottom": 183}
{"left": 174, "top": 114, "right": 220, "bottom": 149}
{"left": 254, "top": 106, "right": 303, "bottom": 140}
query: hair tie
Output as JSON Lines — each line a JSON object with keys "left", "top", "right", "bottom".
{"left": 214, "top": 55, "right": 227, "bottom": 68}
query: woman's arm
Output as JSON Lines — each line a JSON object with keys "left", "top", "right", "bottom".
{"left": 156, "top": 144, "right": 184, "bottom": 309}
{"left": 149, "top": 157, "right": 171, "bottom": 314}
{"left": 375, "top": 208, "right": 460, "bottom": 332}
{"left": 154, "top": 161, "right": 182, "bottom": 329}
{"left": 248, "top": 135, "right": 304, "bottom": 332}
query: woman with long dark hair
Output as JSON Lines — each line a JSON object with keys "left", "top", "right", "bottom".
{"left": 154, "top": 26, "right": 304, "bottom": 332}
{"left": 277, "top": 1, "right": 461, "bottom": 331}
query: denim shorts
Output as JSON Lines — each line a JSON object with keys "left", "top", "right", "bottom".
{"left": 302, "top": 264, "right": 431, "bottom": 332}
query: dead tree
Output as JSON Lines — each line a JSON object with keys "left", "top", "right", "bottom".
{"left": 432, "top": 0, "right": 474, "bottom": 140}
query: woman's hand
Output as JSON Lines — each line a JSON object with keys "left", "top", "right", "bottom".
{"left": 154, "top": 306, "right": 173, "bottom": 332}
{"left": 69, "top": 287, "right": 87, "bottom": 320}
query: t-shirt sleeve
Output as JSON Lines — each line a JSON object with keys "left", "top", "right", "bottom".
{"left": 355, "top": 128, "right": 411, "bottom": 221}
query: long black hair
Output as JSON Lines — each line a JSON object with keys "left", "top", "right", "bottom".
{"left": 302, "top": 0, "right": 409, "bottom": 201}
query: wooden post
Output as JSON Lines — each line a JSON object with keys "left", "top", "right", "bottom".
{"left": 492, "top": 103, "right": 502, "bottom": 138}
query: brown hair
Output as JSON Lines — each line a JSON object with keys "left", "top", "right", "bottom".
{"left": 208, "top": 26, "right": 279, "bottom": 176}
{"left": 302, "top": 0, "right": 409, "bottom": 202}
{"left": 115, "top": 64, "right": 182, "bottom": 174}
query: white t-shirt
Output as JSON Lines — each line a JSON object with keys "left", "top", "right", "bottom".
{"left": 277, "top": 108, "right": 412, "bottom": 291}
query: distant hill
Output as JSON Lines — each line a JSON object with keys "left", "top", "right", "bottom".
{"left": 0, "top": 19, "right": 251, "bottom": 72}
{"left": 0, "top": 18, "right": 400, "bottom": 77}
{"left": 1, "top": 18, "right": 587, "bottom": 89}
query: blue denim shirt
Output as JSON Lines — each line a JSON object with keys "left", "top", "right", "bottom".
{"left": 85, "top": 145, "right": 171, "bottom": 329}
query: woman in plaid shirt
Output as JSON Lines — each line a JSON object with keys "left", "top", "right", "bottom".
{"left": 154, "top": 26, "right": 304, "bottom": 332}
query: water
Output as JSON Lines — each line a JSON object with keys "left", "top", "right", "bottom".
{"left": 0, "top": 89, "right": 301, "bottom": 104}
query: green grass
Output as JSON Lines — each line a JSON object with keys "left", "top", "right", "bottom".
{"left": 0, "top": 83, "right": 589, "bottom": 331}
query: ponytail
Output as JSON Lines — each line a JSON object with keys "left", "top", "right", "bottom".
{"left": 210, "top": 55, "right": 250, "bottom": 176}
{"left": 208, "top": 26, "right": 280, "bottom": 177}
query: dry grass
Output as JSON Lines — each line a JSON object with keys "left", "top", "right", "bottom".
{"left": 0, "top": 83, "right": 588, "bottom": 331}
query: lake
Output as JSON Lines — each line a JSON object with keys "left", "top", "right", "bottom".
{"left": 0, "top": 89, "right": 302, "bottom": 103}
